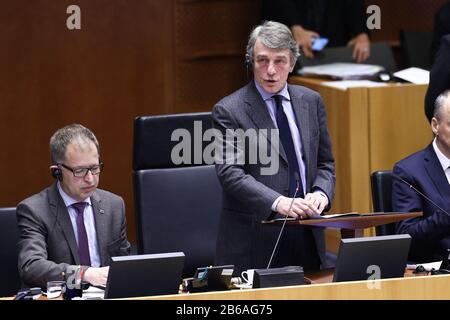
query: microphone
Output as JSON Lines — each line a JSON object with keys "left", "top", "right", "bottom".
{"left": 266, "top": 172, "right": 301, "bottom": 269}
{"left": 392, "top": 173, "right": 450, "bottom": 218}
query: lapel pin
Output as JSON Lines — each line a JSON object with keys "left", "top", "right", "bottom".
{"left": 99, "top": 209, "right": 105, "bottom": 214}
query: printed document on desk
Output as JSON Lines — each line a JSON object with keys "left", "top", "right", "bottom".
{"left": 270, "top": 212, "right": 360, "bottom": 222}
{"left": 311, "top": 212, "right": 361, "bottom": 219}
{"left": 393, "top": 67, "right": 429, "bottom": 84}
{"left": 299, "top": 63, "right": 384, "bottom": 80}
{"left": 321, "top": 80, "right": 388, "bottom": 90}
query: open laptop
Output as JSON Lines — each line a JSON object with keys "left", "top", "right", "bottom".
{"left": 103, "top": 252, "right": 185, "bottom": 299}
{"left": 333, "top": 234, "right": 411, "bottom": 282}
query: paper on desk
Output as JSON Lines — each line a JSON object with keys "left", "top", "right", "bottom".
{"left": 406, "top": 261, "right": 442, "bottom": 271}
{"left": 311, "top": 212, "right": 361, "bottom": 219}
{"left": 321, "top": 80, "right": 388, "bottom": 90}
{"left": 393, "top": 67, "right": 429, "bottom": 84}
{"left": 299, "top": 63, "right": 384, "bottom": 79}
{"left": 76, "top": 286, "right": 105, "bottom": 300}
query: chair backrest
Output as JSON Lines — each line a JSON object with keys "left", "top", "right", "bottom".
{"left": 370, "top": 170, "right": 395, "bottom": 236}
{"left": 133, "top": 112, "right": 222, "bottom": 278}
{"left": 0, "top": 207, "right": 21, "bottom": 296}
{"left": 299, "top": 41, "right": 397, "bottom": 73}
{"left": 400, "top": 30, "right": 432, "bottom": 70}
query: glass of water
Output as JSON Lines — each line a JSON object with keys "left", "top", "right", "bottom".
{"left": 46, "top": 281, "right": 66, "bottom": 299}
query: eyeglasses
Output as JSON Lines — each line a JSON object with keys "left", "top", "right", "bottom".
{"left": 59, "top": 162, "right": 104, "bottom": 178}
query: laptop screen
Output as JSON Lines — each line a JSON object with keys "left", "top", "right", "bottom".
{"left": 104, "top": 252, "right": 185, "bottom": 299}
{"left": 333, "top": 234, "right": 411, "bottom": 282}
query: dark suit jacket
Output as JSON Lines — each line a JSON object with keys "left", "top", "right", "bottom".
{"left": 431, "top": 2, "right": 450, "bottom": 63}
{"left": 392, "top": 144, "right": 450, "bottom": 263}
{"left": 212, "top": 81, "right": 335, "bottom": 274}
{"left": 425, "top": 34, "right": 450, "bottom": 122}
{"left": 17, "top": 183, "right": 131, "bottom": 288}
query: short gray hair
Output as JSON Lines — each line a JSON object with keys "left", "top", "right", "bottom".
{"left": 433, "top": 89, "right": 450, "bottom": 120}
{"left": 246, "top": 20, "right": 300, "bottom": 67}
{"left": 50, "top": 124, "right": 99, "bottom": 164}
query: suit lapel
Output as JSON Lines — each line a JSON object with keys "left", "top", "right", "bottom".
{"left": 48, "top": 183, "right": 80, "bottom": 264}
{"left": 91, "top": 192, "right": 108, "bottom": 266}
{"left": 243, "top": 82, "right": 288, "bottom": 164}
{"left": 423, "top": 144, "right": 450, "bottom": 205}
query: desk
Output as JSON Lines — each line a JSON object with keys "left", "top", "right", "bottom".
{"left": 263, "top": 212, "right": 422, "bottom": 238}
{"left": 3, "top": 270, "right": 448, "bottom": 300}
{"left": 135, "top": 273, "right": 450, "bottom": 300}
{"left": 288, "top": 77, "right": 431, "bottom": 248}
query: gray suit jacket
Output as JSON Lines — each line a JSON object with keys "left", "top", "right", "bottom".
{"left": 212, "top": 81, "right": 335, "bottom": 273}
{"left": 17, "top": 183, "right": 130, "bottom": 288}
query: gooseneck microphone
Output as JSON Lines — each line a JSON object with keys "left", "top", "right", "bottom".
{"left": 266, "top": 172, "right": 300, "bottom": 269}
{"left": 392, "top": 173, "right": 450, "bottom": 218}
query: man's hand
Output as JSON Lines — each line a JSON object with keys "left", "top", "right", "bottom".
{"left": 276, "top": 196, "right": 321, "bottom": 218}
{"left": 304, "top": 192, "right": 328, "bottom": 215}
{"left": 83, "top": 266, "right": 109, "bottom": 287}
{"left": 291, "top": 25, "right": 319, "bottom": 59}
{"left": 348, "top": 33, "right": 370, "bottom": 63}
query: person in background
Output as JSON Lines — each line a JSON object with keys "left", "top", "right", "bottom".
{"left": 425, "top": 35, "right": 450, "bottom": 122}
{"left": 262, "top": 0, "right": 370, "bottom": 62}
{"left": 430, "top": 1, "right": 450, "bottom": 64}
{"left": 17, "top": 124, "right": 130, "bottom": 289}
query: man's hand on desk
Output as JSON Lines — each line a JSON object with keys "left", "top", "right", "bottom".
{"left": 304, "top": 192, "right": 328, "bottom": 214}
{"left": 276, "top": 195, "right": 325, "bottom": 219}
{"left": 83, "top": 266, "right": 109, "bottom": 287}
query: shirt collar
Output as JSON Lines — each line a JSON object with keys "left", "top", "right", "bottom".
{"left": 57, "top": 182, "right": 92, "bottom": 208}
{"left": 254, "top": 80, "right": 291, "bottom": 102}
{"left": 432, "top": 138, "right": 450, "bottom": 172}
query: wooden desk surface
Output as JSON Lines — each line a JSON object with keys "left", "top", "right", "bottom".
{"left": 3, "top": 269, "right": 447, "bottom": 300}
{"left": 263, "top": 212, "right": 422, "bottom": 230}
{"left": 134, "top": 273, "right": 450, "bottom": 300}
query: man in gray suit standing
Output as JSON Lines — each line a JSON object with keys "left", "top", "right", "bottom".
{"left": 17, "top": 124, "right": 130, "bottom": 289}
{"left": 213, "top": 21, "right": 335, "bottom": 274}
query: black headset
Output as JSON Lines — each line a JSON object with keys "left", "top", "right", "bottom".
{"left": 51, "top": 166, "right": 63, "bottom": 181}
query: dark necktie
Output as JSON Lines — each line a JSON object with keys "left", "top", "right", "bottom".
{"left": 273, "top": 95, "right": 305, "bottom": 198}
{"left": 71, "top": 202, "right": 91, "bottom": 266}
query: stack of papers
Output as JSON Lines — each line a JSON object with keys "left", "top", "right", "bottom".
{"left": 299, "top": 63, "right": 385, "bottom": 80}
{"left": 321, "top": 80, "right": 388, "bottom": 90}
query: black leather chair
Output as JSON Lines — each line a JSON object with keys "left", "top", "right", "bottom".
{"left": 400, "top": 30, "right": 432, "bottom": 70}
{"left": 370, "top": 170, "right": 395, "bottom": 236}
{"left": 133, "top": 112, "right": 222, "bottom": 277}
{"left": 298, "top": 41, "right": 397, "bottom": 73}
{"left": 0, "top": 207, "right": 21, "bottom": 296}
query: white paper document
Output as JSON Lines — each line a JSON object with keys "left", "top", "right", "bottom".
{"left": 321, "top": 80, "right": 388, "bottom": 90}
{"left": 393, "top": 67, "right": 429, "bottom": 84}
{"left": 299, "top": 63, "right": 385, "bottom": 79}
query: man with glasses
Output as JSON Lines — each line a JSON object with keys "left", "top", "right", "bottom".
{"left": 17, "top": 124, "right": 130, "bottom": 289}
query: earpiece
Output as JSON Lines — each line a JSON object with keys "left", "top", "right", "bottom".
{"left": 245, "top": 54, "right": 252, "bottom": 79}
{"left": 51, "top": 166, "right": 63, "bottom": 181}
{"left": 245, "top": 54, "right": 251, "bottom": 68}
